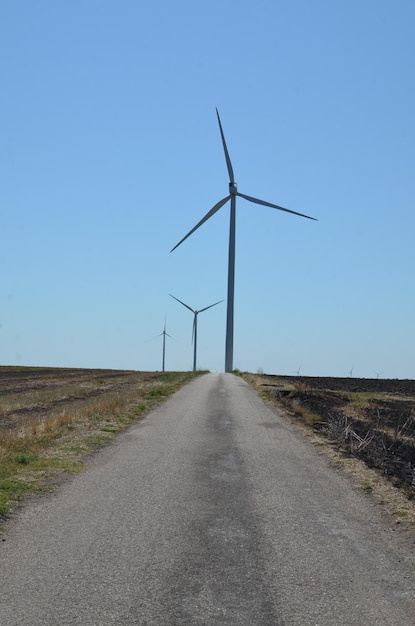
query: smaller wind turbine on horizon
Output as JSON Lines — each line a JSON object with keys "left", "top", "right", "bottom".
{"left": 147, "top": 319, "right": 175, "bottom": 372}
{"left": 170, "top": 294, "right": 223, "bottom": 371}
{"left": 159, "top": 320, "right": 174, "bottom": 372}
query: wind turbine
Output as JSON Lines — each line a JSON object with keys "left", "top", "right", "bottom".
{"left": 147, "top": 319, "right": 174, "bottom": 372}
{"left": 171, "top": 109, "right": 317, "bottom": 372}
{"left": 159, "top": 320, "right": 173, "bottom": 372}
{"left": 170, "top": 294, "right": 223, "bottom": 371}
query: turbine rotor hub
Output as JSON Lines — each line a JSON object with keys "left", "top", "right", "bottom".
{"left": 229, "top": 182, "right": 238, "bottom": 195}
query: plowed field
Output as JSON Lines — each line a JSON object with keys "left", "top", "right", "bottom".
{"left": 0, "top": 367, "right": 168, "bottom": 432}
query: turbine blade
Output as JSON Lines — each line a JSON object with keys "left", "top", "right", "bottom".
{"left": 198, "top": 299, "right": 224, "bottom": 314}
{"left": 237, "top": 192, "right": 317, "bottom": 221}
{"left": 144, "top": 333, "right": 164, "bottom": 343}
{"left": 170, "top": 294, "right": 195, "bottom": 313}
{"left": 216, "top": 108, "right": 235, "bottom": 183}
{"left": 170, "top": 195, "right": 231, "bottom": 252}
{"left": 192, "top": 317, "right": 196, "bottom": 344}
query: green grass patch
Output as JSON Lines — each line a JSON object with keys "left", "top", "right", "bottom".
{"left": 130, "top": 403, "right": 147, "bottom": 416}
{"left": 10, "top": 453, "right": 38, "bottom": 465}
{"left": 84, "top": 433, "right": 113, "bottom": 448}
{"left": 361, "top": 481, "right": 373, "bottom": 493}
{"left": 346, "top": 392, "right": 375, "bottom": 409}
{"left": 0, "top": 479, "right": 33, "bottom": 515}
{"left": 100, "top": 425, "right": 121, "bottom": 433}
{"left": 144, "top": 386, "right": 171, "bottom": 399}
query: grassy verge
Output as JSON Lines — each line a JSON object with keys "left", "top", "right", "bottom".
{"left": 0, "top": 371, "right": 205, "bottom": 523}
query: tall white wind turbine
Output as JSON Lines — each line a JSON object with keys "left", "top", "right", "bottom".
{"left": 171, "top": 109, "right": 317, "bottom": 372}
{"left": 170, "top": 294, "right": 223, "bottom": 371}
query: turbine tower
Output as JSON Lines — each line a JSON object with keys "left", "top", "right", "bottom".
{"left": 171, "top": 109, "right": 317, "bottom": 372}
{"left": 170, "top": 294, "right": 223, "bottom": 371}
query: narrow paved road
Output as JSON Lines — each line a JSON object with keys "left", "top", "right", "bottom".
{"left": 1, "top": 373, "right": 414, "bottom": 625}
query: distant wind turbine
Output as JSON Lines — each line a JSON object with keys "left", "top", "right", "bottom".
{"left": 159, "top": 320, "right": 173, "bottom": 372}
{"left": 145, "top": 320, "right": 174, "bottom": 372}
{"left": 170, "top": 294, "right": 223, "bottom": 371}
{"left": 171, "top": 109, "right": 317, "bottom": 372}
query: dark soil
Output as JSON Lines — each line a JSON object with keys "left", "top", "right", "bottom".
{"left": 265, "top": 375, "right": 415, "bottom": 395}
{"left": 0, "top": 367, "right": 167, "bottom": 433}
{"left": 255, "top": 374, "right": 415, "bottom": 494}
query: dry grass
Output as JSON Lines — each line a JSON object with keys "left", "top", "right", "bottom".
{"left": 0, "top": 369, "right": 204, "bottom": 522}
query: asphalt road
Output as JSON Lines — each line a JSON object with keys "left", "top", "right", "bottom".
{"left": 1, "top": 373, "right": 414, "bottom": 625}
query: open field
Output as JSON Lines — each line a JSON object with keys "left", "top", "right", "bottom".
{"left": 0, "top": 366, "right": 204, "bottom": 522}
{"left": 245, "top": 373, "right": 415, "bottom": 520}
{"left": 2, "top": 367, "right": 415, "bottom": 529}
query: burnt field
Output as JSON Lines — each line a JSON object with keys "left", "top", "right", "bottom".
{"left": 248, "top": 374, "right": 415, "bottom": 496}
{"left": 277, "top": 375, "right": 415, "bottom": 395}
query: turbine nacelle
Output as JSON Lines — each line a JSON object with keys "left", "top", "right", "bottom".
{"left": 229, "top": 182, "right": 238, "bottom": 195}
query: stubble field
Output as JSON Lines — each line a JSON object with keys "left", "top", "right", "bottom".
{"left": 0, "top": 366, "right": 203, "bottom": 522}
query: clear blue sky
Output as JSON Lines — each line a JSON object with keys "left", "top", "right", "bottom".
{"left": 1, "top": 0, "right": 414, "bottom": 378}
